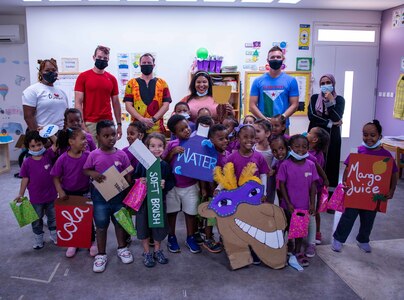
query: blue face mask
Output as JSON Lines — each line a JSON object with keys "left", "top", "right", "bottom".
{"left": 321, "top": 84, "right": 334, "bottom": 94}
{"left": 28, "top": 147, "right": 46, "bottom": 156}
{"left": 196, "top": 90, "right": 208, "bottom": 97}
{"left": 362, "top": 139, "right": 382, "bottom": 149}
{"left": 289, "top": 150, "right": 309, "bottom": 160}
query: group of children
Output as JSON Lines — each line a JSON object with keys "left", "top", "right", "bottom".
{"left": 15, "top": 101, "right": 398, "bottom": 272}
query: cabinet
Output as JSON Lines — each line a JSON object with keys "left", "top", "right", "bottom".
{"left": 210, "top": 72, "right": 241, "bottom": 121}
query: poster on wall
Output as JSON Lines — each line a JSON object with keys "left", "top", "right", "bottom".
{"left": 117, "top": 53, "right": 131, "bottom": 99}
{"left": 392, "top": 8, "right": 403, "bottom": 28}
{"left": 298, "top": 24, "right": 310, "bottom": 50}
{"left": 243, "top": 41, "right": 261, "bottom": 71}
{"left": 61, "top": 58, "right": 79, "bottom": 73}
{"left": 296, "top": 57, "right": 312, "bottom": 71}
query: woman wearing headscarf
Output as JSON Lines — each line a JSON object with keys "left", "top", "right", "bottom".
{"left": 308, "top": 74, "right": 345, "bottom": 190}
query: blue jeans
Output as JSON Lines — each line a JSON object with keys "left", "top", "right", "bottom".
{"left": 31, "top": 202, "right": 56, "bottom": 235}
{"left": 91, "top": 187, "right": 126, "bottom": 229}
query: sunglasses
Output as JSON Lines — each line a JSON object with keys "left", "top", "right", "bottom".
{"left": 320, "top": 81, "right": 332, "bottom": 86}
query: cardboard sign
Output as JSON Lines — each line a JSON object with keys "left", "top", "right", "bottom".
{"left": 173, "top": 135, "right": 218, "bottom": 182}
{"left": 92, "top": 165, "right": 132, "bottom": 201}
{"left": 147, "top": 160, "right": 164, "bottom": 228}
{"left": 128, "top": 139, "right": 157, "bottom": 170}
{"left": 212, "top": 85, "right": 232, "bottom": 104}
{"left": 55, "top": 196, "right": 93, "bottom": 248}
{"left": 344, "top": 154, "right": 393, "bottom": 213}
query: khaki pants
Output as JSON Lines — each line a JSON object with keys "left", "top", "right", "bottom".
{"left": 85, "top": 122, "right": 98, "bottom": 147}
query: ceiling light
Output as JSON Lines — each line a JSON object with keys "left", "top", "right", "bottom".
{"left": 204, "top": 0, "right": 236, "bottom": 2}
{"left": 165, "top": 0, "right": 197, "bottom": 2}
{"left": 278, "top": 0, "right": 300, "bottom": 3}
{"left": 241, "top": 0, "right": 273, "bottom": 3}
{"left": 127, "top": 0, "right": 159, "bottom": 2}
{"left": 48, "top": 0, "right": 82, "bottom": 2}
{"left": 88, "top": 0, "right": 120, "bottom": 2}
{"left": 23, "top": 0, "right": 42, "bottom": 2}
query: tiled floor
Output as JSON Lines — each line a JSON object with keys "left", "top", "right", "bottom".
{"left": 1, "top": 164, "right": 403, "bottom": 300}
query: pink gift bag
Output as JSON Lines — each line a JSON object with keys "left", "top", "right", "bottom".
{"left": 318, "top": 186, "right": 329, "bottom": 213}
{"left": 123, "top": 179, "right": 147, "bottom": 211}
{"left": 288, "top": 209, "right": 310, "bottom": 239}
{"left": 327, "top": 183, "right": 345, "bottom": 212}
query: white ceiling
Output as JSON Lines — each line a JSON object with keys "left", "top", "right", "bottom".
{"left": 0, "top": 0, "right": 403, "bottom": 14}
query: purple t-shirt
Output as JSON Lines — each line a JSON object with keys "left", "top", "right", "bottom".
{"left": 227, "top": 150, "right": 270, "bottom": 180}
{"left": 122, "top": 145, "right": 139, "bottom": 171}
{"left": 51, "top": 151, "right": 90, "bottom": 192}
{"left": 217, "top": 150, "right": 229, "bottom": 168}
{"left": 162, "top": 139, "right": 197, "bottom": 188}
{"left": 277, "top": 158, "right": 319, "bottom": 209}
{"left": 20, "top": 148, "right": 57, "bottom": 204}
{"left": 226, "top": 139, "right": 240, "bottom": 153}
{"left": 83, "top": 148, "right": 131, "bottom": 174}
{"left": 309, "top": 150, "right": 325, "bottom": 187}
{"left": 344, "top": 146, "right": 398, "bottom": 173}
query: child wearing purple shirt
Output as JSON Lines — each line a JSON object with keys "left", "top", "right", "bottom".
{"left": 278, "top": 134, "right": 319, "bottom": 268}
{"left": 15, "top": 130, "right": 58, "bottom": 250}
{"left": 332, "top": 120, "right": 398, "bottom": 254}
{"left": 163, "top": 114, "right": 201, "bottom": 254}
{"left": 122, "top": 121, "right": 146, "bottom": 172}
{"left": 83, "top": 120, "right": 133, "bottom": 273}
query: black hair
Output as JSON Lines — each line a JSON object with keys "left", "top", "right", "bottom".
{"left": 195, "top": 115, "right": 214, "bottom": 130}
{"left": 167, "top": 114, "right": 186, "bottom": 134}
{"left": 268, "top": 46, "right": 283, "bottom": 56}
{"left": 254, "top": 119, "right": 272, "bottom": 132}
{"left": 37, "top": 58, "right": 57, "bottom": 82}
{"left": 271, "top": 114, "right": 287, "bottom": 135}
{"left": 311, "top": 127, "right": 330, "bottom": 153}
{"left": 243, "top": 114, "right": 257, "bottom": 123}
{"left": 96, "top": 120, "right": 115, "bottom": 135}
{"left": 365, "top": 119, "right": 382, "bottom": 136}
{"left": 144, "top": 132, "right": 166, "bottom": 148}
{"left": 197, "top": 107, "right": 212, "bottom": 116}
{"left": 128, "top": 121, "right": 147, "bottom": 135}
{"left": 174, "top": 102, "right": 190, "bottom": 111}
{"left": 64, "top": 108, "right": 82, "bottom": 119}
{"left": 57, "top": 127, "right": 84, "bottom": 150}
{"left": 223, "top": 116, "right": 239, "bottom": 129}
{"left": 187, "top": 71, "right": 213, "bottom": 102}
{"left": 237, "top": 124, "right": 255, "bottom": 137}
{"left": 24, "top": 130, "right": 47, "bottom": 149}
{"left": 208, "top": 124, "right": 228, "bottom": 139}
{"left": 139, "top": 53, "right": 155, "bottom": 64}
{"left": 289, "top": 134, "right": 309, "bottom": 148}
{"left": 269, "top": 135, "right": 288, "bottom": 149}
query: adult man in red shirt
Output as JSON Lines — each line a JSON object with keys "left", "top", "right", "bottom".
{"left": 75, "top": 45, "right": 122, "bottom": 141}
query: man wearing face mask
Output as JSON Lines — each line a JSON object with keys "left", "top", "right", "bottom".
{"left": 74, "top": 45, "right": 121, "bottom": 142}
{"left": 249, "top": 46, "right": 299, "bottom": 131}
{"left": 124, "top": 53, "right": 172, "bottom": 133}
{"left": 23, "top": 58, "right": 68, "bottom": 130}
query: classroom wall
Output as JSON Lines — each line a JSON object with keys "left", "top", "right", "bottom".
{"left": 0, "top": 14, "right": 30, "bottom": 161}
{"left": 375, "top": 4, "right": 404, "bottom": 135}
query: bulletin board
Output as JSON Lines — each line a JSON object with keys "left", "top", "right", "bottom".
{"left": 54, "top": 72, "right": 79, "bottom": 108}
{"left": 243, "top": 71, "right": 311, "bottom": 117}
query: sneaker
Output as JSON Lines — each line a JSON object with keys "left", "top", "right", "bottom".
{"left": 167, "top": 235, "right": 181, "bottom": 253}
{"left": 149, "top": 237, "right": 155, "bottom": 247}
{"left": 305, "top": 244, "right": 316, "bottom": 258}
{"left": 33, "top": 233, "right": 44, "bottom": 250}
{"left": 89, "top": 242, "right": 98, "bottom": 257}
{"left": 185, "top": 235, "right": 201, "bottom": 254}
{"left": 117, "top": 247, "right": 134, "bottom": 264}
{"left": 331, "top": 239, "right": 343, "bottom": 252}
{"left": 193, "top": 232, "right": 204, "bottom": 245}
{"left": 251, "top": 249, "right": 261, "bottom": 265}
{"left": 357, "top": 241, "right": 372, "bottom": 253}
{"left": 93, "top": 255, "right": 107, "bottom": 273}
{"left": 315, "top": 232, "right": 322, "bottom": 245}
{"left": 66, "top": 247, "right": 77, "bottom": 258}
{"left": 50, "top": 230, "right": 58, "bottom": 245}
{"left": 297, "top": 253, "right": 310, "bottom": 267}
{"left": 203, "top": 239, "right": 223, "bottom": 253}
{"left": 154, "top": 250, "right": 168, "bottom": 264}
{"left": 143, "top": 252, "right": 156, "bottom": 268}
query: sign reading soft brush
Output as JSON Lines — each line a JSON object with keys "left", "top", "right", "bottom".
{"left": 128, "top": 139, "right": 164, "bottom": 228}
{"left": 344, "top": 153, "right": 393, "bottom": 213}
{"left": 173, "top": 126, "right": 218, "bottom": 182}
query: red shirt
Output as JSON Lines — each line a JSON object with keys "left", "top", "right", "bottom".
{"left": 74, "top": 69, "right": 119, "bottom": 122}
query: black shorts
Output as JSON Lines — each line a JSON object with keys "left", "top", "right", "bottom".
{"left": 135, "top": 199, "right": 168, "bottom": 241}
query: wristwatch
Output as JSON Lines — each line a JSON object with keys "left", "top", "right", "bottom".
{"left": 151, "top": 117, "right": 158, "bottom": 123}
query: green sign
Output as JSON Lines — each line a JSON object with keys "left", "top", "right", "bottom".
{"left": 296, "top": 57, "right": 312, "bottom": 71}
{"left": 146, "top": 160, "right": 164, "bottom": 228}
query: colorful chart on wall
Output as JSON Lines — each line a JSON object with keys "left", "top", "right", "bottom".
{"left": 54, "top": 73, "right": 79, "bottom": 108}
{"left": 243, "top": 71, "right": 311, "bottom": 117}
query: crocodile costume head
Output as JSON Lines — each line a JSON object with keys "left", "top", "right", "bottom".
{"left": 198, "top": 162, "right": 287, "bottom": 270}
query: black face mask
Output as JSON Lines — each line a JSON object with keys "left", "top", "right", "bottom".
{"left": 95, "top": 59, "right": 108, "bottom": 70}
{"left": 141, "top": 65, "right": 154, "bottom": 76}
{"left": 268, "top": 59, "right": 283, "bottom": 70}
{"left": 42, "top": 72, "right": 58, "bottom": 84}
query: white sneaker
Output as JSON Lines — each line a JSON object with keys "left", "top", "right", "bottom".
{"left": 93, "top": 255, "right": 107, "bottom": 273}
{"left": 50, "top": 230, "right": 58, "bottom": 245}
{"left": 117, "top": 247, "right": 134, "bottom": 264}
{"left": 33, "top": 233, "right": 44, "bottom": 250}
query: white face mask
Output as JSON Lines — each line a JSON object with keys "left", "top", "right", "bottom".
{"left": 362, "top": 139, "right": 381, "bottom": 149}
{"left": 196, "top": 90, "right": 208, "bottom": 97}
{"left": 28, "top": 147, "right": 46, "bottom": 156}
{"left": 179, "top": 112, "right": 190, "bottom": 119}
{"left": 289, "top": 150, "right": 309, "bottom": 160}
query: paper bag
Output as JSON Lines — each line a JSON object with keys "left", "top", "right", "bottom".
{"left": 318, "top": 186, "right": 329, "bottom": 213}
{"left": 123, "top": 179, "right": 147, "bottom": 211}
{"left": 114, "top": 207, "right": 136, "bottom": 236}
{"left": 288, "top": 209, "right": 310, "bottom": 239}
{"left": 9, "top": 197, "right": 39, "bottom": 227}
{"left": 327, "top": 183, "right": 345, "bottom": 212}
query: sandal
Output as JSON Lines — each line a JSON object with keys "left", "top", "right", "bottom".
{"left": 297, "top": 253, "right": 310, "bottom": 267}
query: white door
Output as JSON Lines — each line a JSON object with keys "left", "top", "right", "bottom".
{"left": 312, "top": 45, "right": 379, "bottom": 160}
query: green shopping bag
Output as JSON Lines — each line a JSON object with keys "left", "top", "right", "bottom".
{"left": 9, "top": 197, "right": 39, "bottom": 227}
{"left": 114, "top": 207, "right": 136, "bottom": 236}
